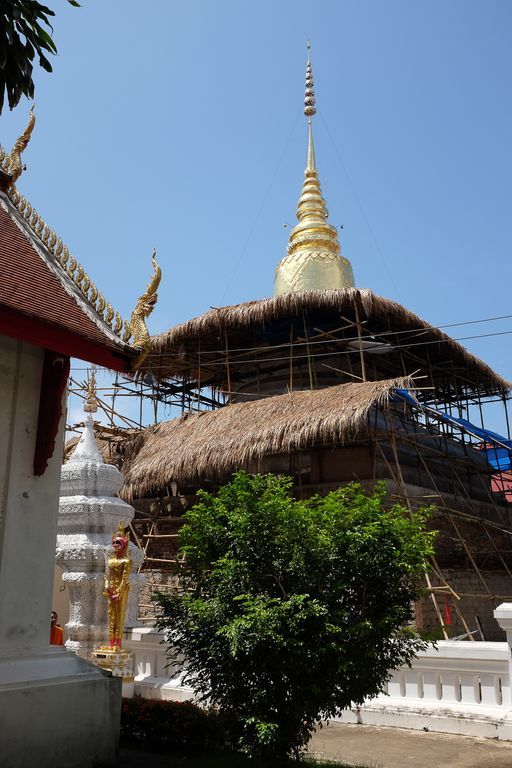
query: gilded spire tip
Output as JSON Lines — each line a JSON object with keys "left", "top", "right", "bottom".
{"left": 83, "top": 366, "right": 98, "bottom": 414}
{"left": 304, "top": 44, "right": 316, "bottom": 170}
{"left": 304, "top": 43, "right": 316, "bottom": 119}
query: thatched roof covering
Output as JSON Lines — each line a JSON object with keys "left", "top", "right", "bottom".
{"left": 120, "top": 377, "right": 409, "bottom": 501}
{"left": 150, "top": 290, "right": 382, "bottom": 353}
{"left": 144, "top": 289, "right": 509, "bottom": 395}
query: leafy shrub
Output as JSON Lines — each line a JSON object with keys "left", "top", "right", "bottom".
{"left": 155, "top": 473, "right": 435, "bottom": 760}
{"left": 120, "top": 696, "right": 235, "bottom": 753}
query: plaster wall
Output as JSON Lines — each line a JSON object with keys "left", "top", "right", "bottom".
{"left": 1, "top": 662, "right": 121, "bottom": 767}
{"left": 0, "top": 336, "right": 58, "bottom": 653}
{"left": 0, "top": 335, "right": 120, "bottom": 766}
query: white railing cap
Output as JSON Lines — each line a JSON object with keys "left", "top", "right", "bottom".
{"left": 494, "top": 603, "right": 512, "bottom": 632}
{"left": 416, "top": 640, "right": 509, "bottom": 663}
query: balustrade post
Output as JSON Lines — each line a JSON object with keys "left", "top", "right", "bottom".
{"left": 493, "top": 603, "right": 512, "bottom": 707}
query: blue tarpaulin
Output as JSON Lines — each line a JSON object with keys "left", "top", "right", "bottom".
{"left": 392, "top": 388, "right": 420, "bottom": 407}
{"left": 485, "top": 447, "right": 512, "bottom": 472}
{"left": 393, "top": 388, "right": 512, "bottom": 472}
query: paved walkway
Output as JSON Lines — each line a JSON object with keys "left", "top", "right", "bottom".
{"left": 308, "top": 722, "right": 512, "bottom": 767}
{"left": 119, "top": 723, "right": 512, "bottom": 767}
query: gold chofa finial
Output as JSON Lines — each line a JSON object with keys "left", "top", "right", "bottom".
{"left": 7, "top": 106, "right": 36, "bottom": 184}
{"left": 83, "top": 367, "right": 98, "bottom": 413}
{"left": 125, "top": 249, "right": 162, "bottom": 368}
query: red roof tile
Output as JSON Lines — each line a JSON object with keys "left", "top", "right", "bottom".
{"left": 0, "top": 196, "right": 134, "bottom": 370}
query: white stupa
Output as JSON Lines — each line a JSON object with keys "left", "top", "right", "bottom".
{"left": 56, "top": 376, "right": 144, "bottom": 657}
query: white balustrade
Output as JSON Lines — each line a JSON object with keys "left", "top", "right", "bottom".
{"left": 124, "top": 627, "right": 193, "bottom": 702}
{"left": 382, "top": 641, "right": 509, "bottom": 708}
{"left": 123, "top": 603, "right": 512, "bottom": 740}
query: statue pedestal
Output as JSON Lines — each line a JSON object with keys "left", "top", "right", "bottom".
{"left": 91, "top": 646, "right": 134, "bottom": 678}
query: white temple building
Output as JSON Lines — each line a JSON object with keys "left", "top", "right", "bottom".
{"left": 0, "top": 114, "right": 143, "bottom": 766}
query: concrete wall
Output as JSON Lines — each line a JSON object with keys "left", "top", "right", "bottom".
{"left": 0, "top": 336, "right": 120, "bottom": 767}
{"left": 1, "top": 663, "right": 121, "bottom": 767}
{"left": 0, "top": 337, "right": 62, "bottom": 653}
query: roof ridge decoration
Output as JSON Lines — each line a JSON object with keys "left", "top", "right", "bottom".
{"left": 274, "top": 43, "right": 355, "bottom": 295}
{"left": 0, "top": 109, "right": 161, "bottom": 366}
{"left": 0, "top": 106, "right": 35, "bottom": 184}
{"left": 123, "top": 249, "right": 161, "bottom": 367}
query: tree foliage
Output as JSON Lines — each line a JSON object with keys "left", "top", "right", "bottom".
{"left": 0, "top": 0, "right": 79, "bottom": 113}
{"left": 155, "top": 473, "right": 435, "bottom": 760}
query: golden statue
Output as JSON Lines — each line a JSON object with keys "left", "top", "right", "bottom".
{"left": 103, "top": 523, "right": 132, "bottom": 650}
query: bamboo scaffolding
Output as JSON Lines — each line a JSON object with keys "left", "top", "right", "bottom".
{"left": 377, "top": 401, "right": 508, "bottom": 631}
{"left": 67, "top": 324, "right": 512, "bottom": 636}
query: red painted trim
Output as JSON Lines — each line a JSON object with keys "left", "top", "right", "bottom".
{"left": 34, "top": 351, "right": 70, "bottom": 476}
{"left": 0, "top": 306, "right": 135, "bottom": 371}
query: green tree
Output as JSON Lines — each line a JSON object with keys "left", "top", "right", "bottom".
{"left": 0, "top": 0, "right": 79, "bottom": 113}
{"left": 155, "top": 473, "right": 435, "bottom": 761}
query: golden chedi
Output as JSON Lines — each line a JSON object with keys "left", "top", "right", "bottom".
{"left": 274, "top": 45, "right": 354, "bottom": 295}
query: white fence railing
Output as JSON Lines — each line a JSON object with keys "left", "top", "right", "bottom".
{"left": 338, "top": 640, "right": 512, "bottom": 739}
{"left": 123, "top": 602, "right": 512, "bottom": 740}
{"left": 388, "top": 641, "right": 510, "bottom": 707}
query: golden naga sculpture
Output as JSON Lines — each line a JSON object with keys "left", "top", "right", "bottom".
{"left": 124, "top": 249, "right": 161, "bottom": 368}
{"left": 5, "top": 107, "right": 36, "bottom": 184}
{"left": 103, "top": 522, "right": 132, "bottom": 650}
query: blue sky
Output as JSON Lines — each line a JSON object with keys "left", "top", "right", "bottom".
{"left": 2, "top": 0, "right": 512, "bottom": 426}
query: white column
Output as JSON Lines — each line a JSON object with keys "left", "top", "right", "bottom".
{"left": 0, "top": 337, "right": 121, "bottom": 768}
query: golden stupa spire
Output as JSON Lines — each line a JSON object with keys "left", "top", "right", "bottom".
{"left": 305, "top": 42, "right": 316, "bottom": 172}
{"left": 274, "top": 43, "right": 354, "bottom": 295}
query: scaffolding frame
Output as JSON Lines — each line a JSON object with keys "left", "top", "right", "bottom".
{"left": 65, "top": 306, "right": 512, "bottom": 635}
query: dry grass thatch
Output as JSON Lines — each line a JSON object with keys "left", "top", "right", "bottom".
{"left": 149, "top": 289, "right": 383, "bottom": 351}
{"left": 120, "top": 376, "right": 410, "bottom": 501}
{"left": 145, "top": 289, "right": 509, "bottom": 393}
